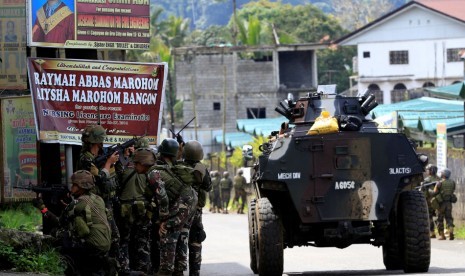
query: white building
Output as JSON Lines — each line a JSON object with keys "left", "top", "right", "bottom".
{"left": 336, "top": 0, "right": 465, "bottom": 104}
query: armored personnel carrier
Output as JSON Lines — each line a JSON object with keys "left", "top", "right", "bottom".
{"left": 246, "top": 91, "right": 430, "bottom": 275}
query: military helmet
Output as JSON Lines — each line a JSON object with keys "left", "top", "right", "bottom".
{"left": 238, "top": 169, "right": 243, "bottom": 175}
{"left": 440, "top": 168, "right": 451, "bottom": 179}
{"left": 425, "top": 164, "right": 438, "bottom": 175}
{"left": 71, "top": 170, "right": 95, "bottom": 190}
{"left": 135, "top": 137, "right": 150, "bottom": 149}
{"left": 133, "top": 148, "right": 156, "bottom": 166}
{"left": 183, "top": 140, "right": 204, "bottom": 161}
{"left": 158, "top": 138, "right": 179, "bottom": 157}
{"left": 83, "top": 125, "right": 106, "bottom": 144}
{"left": 223, "top": 171, "right": 229, "bottom": 177}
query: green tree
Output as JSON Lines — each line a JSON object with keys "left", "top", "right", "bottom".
{"left": 330, "top": 0, "right": 394, "bottom": 31}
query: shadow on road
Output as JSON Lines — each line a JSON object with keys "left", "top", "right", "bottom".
{"left": 286, "top": 266, "right": 465, "bottom": 275}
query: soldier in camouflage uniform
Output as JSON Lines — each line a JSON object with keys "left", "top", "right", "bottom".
{"left": 433, "top": 168, "right": 456, "bottom": 240}
{"left": 132, "top": 147, "right": 170, "bottom": 275}
{"left": 233, "top": 169, "right": 247, "bottom": 214}
{"left": 178, "top": 140, "right": 212, "bottom": 276}
{"left": 115, "top": 138, "right": 153, "bottom": 275}
{"left": 210, "top": 171, "right": 222, "bottom": 213}
{"left": 34, "top": 170, "right": 112, "bottom": 275}
{"left": 421, "top": 164, "right": 440, "bottom": 238}
{"left": 75, "top": 125, "right": 121, "bottom": 269}
{"left": 152, "top": 138, "right": 198, "bottom": 276}
{"left": 219, "top": 171, "right": 232, "bottom": 214}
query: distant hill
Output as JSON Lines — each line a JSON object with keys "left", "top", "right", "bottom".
{"left": 151, "top": 0, "right": 407, "bottom": 30}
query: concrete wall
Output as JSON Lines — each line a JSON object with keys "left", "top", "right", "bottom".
{"left": 176, "top": 53, "right": 284, "bottom": 132}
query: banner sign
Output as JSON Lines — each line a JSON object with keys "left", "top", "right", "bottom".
{"left": 436, "top": 123, "right": 447, "bottom": 173}
{"left": 1, "top": 96, "right": 37, "bottom": 201}
{"left": 28, "top": 0, "right": 150, "bottom": 49}
{"left": 27, "top": 57, "right": 167, "bottom": 145}
{"left": 0, "top": 0, "right": 27, "bottom": 89}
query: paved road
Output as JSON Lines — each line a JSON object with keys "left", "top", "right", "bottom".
{"left": 2, "top": 211, "right": 464, "bottom": 276}
{"left": 201, "top": 211, "right": 465, "bottom": 276}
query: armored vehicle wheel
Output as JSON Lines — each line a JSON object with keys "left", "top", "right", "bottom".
{"left": 255, "top": 197, "right": 283, "bottom": 276}
{"left": 382, "top": 219, "right": 403, "bottom": 270}
{"left": 248, "top": 199, "right": 258, "bottom": 274}
{"left": 398, "top": 190, "right": 430, "bottom": 273}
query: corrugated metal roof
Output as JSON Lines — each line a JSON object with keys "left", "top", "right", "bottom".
{"left": 236, "top": 116, "right": 287, "bottom": 136}
{"left": 426, "top": 81, "right": 465, "bottom": 99}
{"left": 214, "top": 132, "right": 254, "bottom": 147}
{"left": 417, "top": 0, "right": 465, "bottom": 22}
{"left": 371, "top": 97, "right": 464, "bottom": 132}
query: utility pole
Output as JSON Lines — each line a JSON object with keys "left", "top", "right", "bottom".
{"left": 222, "top": 66, "right": 227, "bottom": 166}
{"left": 232, "top": 0, "right": 237, "bottom": 45}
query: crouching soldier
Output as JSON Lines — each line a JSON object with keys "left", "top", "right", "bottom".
{"left": 34, "top": 170, "right": 112, "bottom": 275}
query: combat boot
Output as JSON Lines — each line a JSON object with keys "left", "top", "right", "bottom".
{"left": 438, "top": 230, "right": 446, "bottom": 240}
{"left": 449, "top": 227, "right": 454, "bottom": 240}
{"left": 189, "top": 270, "right": 200, "bottom": 276}
{"left": 429, "top": 231, "right": 436, "bottom": 238}
{"left": 172, "top": 270, "right": 184, "bottom": 276}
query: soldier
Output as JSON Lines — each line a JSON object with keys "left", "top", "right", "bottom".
{"left": 433, "top": 168, "right": 456, "bottom": 240}
{"left": 210, "top": 171, "right": 222, "bottom": 213}
{"left": 233, "top": 169, "right": 247, "bottom": 214}
{"left": 219, "top": 171, "right": 233, "bottom": 214}
{"left": 76, "top": 125, "right": 121, "bottom": 269}
{"left": 115, "top": 138, "right": 153, "bottom": 275}
{"left": 132, "top": 147, "right": 170, "bottom": 275}
{"left": 151, "top": 138, "right": 198, "bottom": 276}
{"left": 179, "top": 140, "right": 212, "bottom": 276}
{"left": 421, "top": 164, "right": 440, "bottom": 238}
{"left": 33, "top": 170, "right": 112, "bottom": 276}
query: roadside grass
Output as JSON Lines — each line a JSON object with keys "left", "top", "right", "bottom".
{"left": 455, "top": 223, "right": 465, "bottom": 239}
{"left": 0, "top": 203, "right": 42, "bottom": 231}
{"left": 0, "top": 203, "right": 65, "bottom": 275}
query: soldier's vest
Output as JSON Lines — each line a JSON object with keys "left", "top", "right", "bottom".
{"left": 81, "top": 151, "right": 118, "bottom": 202}
{"left": 211, "top": 177, "right": 220, "bottom": 189}
{"left": 64, "top": 193, "right": 111, "bottom": 252}
{"left": 220, "top": 178, "right": 230, "bottom": 189}
{"left": 440, "top": 179, "right": 456, "bottom": 201}
{"left": 152, "top": 164, "right": 193, "bottom": 201}
{"left": 233, "top": 176, "right": 245, "bottom": 190}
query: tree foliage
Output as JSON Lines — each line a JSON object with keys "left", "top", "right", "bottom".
{"left": 330, "top": 0, "right": 395, "bottom": 31}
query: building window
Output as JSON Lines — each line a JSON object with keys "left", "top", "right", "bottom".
{"left": 363, "top": 51, "right": 370, "bottom": 58}
{"left": 389, "top": 50, "right": 409, "bottom": 64}
{"left": 447, "top": 48, "right": 465, "bottom": 62}
{"left": 247, "top": 107, "right": 266, "bottom": 119}
{"left": 213, "top": 102, "right": 221, "bottom": 110}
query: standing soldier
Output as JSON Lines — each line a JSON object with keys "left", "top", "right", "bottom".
{"left": 421, "top": 164, "right": 440, "bottom": 238}
{"left": 152, "top": 138, "right": 198, "bottom": 276}
{"left": 433, "top": 168, "right": 456, "bottom": 240}
{"left": 76, "top": 125, "right": 121, "bottom": 269}
{"left": 33, "top": 170, "right": 112, "bottom": 275}
{"left": 210, "top": 171, "right": 222, "bottom": 213}
{"left": 179, "top": 140, "right": 212, "bottom": 276}
{"left": 115, "top": 138, "right": 153, "bottom": 275}
{"left": 219, "top": 171, "right": 233, "bottom": 214}
{"left": 233, "top": 169, "right": 247, "bottom": 214}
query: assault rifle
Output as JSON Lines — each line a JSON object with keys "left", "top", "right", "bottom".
{"left": 169, "top": 117, "right": 195, "bottom": 146}
{"left": 415, "top": 181, "right": 437, "bottom": 191}
{"left": 94, "top": 135, "right": 145, "bottom": 167}
{"left": 13, "top": 184, "right": 69, "bottom": 206}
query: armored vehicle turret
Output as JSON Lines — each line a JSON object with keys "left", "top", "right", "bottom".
{"left": 246, "top": 91, "right": 430, "bottom": 275}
